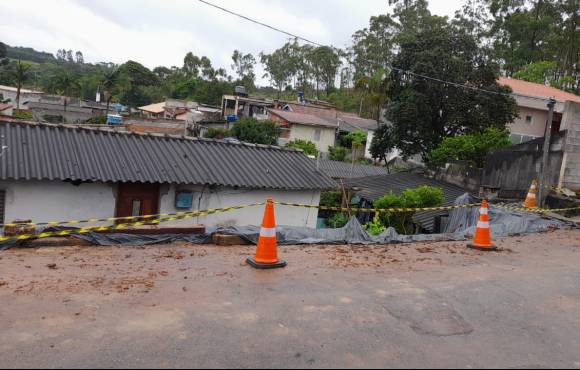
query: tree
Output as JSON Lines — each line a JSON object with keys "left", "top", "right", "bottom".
{"left": 118, "top": 61, "right": 159, "bottom": 108}
{"left": 230, "top": 118, "right": 280, "bottom": 145}
{"left": 0, "top": 42, "right": 6, "bottom": 59}
{"left": 14, "top": 60, "right": 31, "bottom": 110}
{"left": 370, "top": 124, "right": 396, "bottom": 167}
{"left": 426, "top": 128, "right": 512, "bottom": 168}
{"left": 260, "top": 45, "right": 294, "bottom": 98}
{"left": 351, "top": 15, "right": 398, "bottom": 80}
{"left": 183, "top": 52, "right": 202, "bottom": 78}
{"left": 387, "top": 14, "right": 518, "bottom": 158}
{"left": 307, "top": 46, "right": 341, "bottom": 98}
{"left": 101, "top": 68, "right": 123, "bottom": 116}
{"left": 231, "top": 50, "right": 257, "bottom": 90}
{"left": 75, "top": 51, "right": 84, "bottom": 64}
{"left": 355, "top": 69, "right": 389, "bottom": 122}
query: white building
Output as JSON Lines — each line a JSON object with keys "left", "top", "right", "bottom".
{"left": 499, "top": 77, "right": 580, "bottom": 144}
{"left": 0, "top": 121, "right": 336, "bottom": 229}
{"left": 267, "top": 109, "right": 338, "bottom": 153}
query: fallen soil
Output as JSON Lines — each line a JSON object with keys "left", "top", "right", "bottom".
{"left": 1, "top": 229, "right": 580, "bottom": 368}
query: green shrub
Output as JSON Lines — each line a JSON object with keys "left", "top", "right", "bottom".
{"left": 85, "top": 116, "right": 107, "bottom": 125}
{"left": 204, "top": 128, "right": 231, "bottom": 139}
{"left": 374, "top": 186, "right": 444, "bottom": 234}
{"left": 320, "top": 191, "right": 342, "bottom": 208}
{"left": 12, "top": 110, "right": 33, "bottom": 120}
{"left": 364, "top": 216, "right": 386, "bottom": 236}
{"left": 427, "top": 128, "right": 511, "bottom": 168}
{"left": 286, "top": 139, "right": 318, "bottom": 157}
{"left": 329, "top": 146, "right": 348, "bottom": 162}
{"left": 327, "top": 213, "right": 349, "bottom": 228}
{"left": 230, "top": 117, "right": 279, "bottom": 145}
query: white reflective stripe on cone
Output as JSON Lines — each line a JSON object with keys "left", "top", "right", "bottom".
{"left": 527, "top": 193, "right": 537, "bottom": 199}
{"left": 477, "top": 221, "right": 490, "bottom": 229}
{"left": 260, "top": 227, "right": 277, "bottom": 238}
{"left": 480, "top": 208, "right": 489, "bottom": 215}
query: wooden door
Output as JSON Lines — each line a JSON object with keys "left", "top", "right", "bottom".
{"left": 115, "top": 183, "right": 160, "bottom": 220}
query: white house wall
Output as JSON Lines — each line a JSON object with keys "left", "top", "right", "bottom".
{"left": 289, "top": 124, "right": 336, "bottom": 153}
{"left": 159, "top": 185, "right": 320, "bottom": 228}
{"left": 0, "top": 180, "right": 117, "bottom": 226}
{"left": 0, "top": 180, "right": 321, "bottom": 229}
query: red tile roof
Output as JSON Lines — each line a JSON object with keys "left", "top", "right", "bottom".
{"left": 499, "top": 77, "right": 580, "bottom": 103}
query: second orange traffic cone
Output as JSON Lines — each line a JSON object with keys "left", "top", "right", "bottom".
{"left": 247, "top": 198, "right": 287, "bottom": 270}
{"left": 524, "top": 180, "right": 538, "bottom": 209}
{"left": 468, "top": 200, "right": 497, "bottom": 252}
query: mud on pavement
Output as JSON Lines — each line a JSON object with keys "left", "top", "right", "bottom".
{"left": 0, "top": 229, "right": 579, "bottom": 369}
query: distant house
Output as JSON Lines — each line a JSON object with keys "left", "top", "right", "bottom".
{"left": 274, "top": 99, "right": 381, "bottom": 159}
{"left": 268, "top": 109, "right": 338, "bottom": 153}
{"left": 0, "top": 120, "right": 336, "bottom": 229}
{"left": 221, "top": 94, "right": 273, "bottom": 121}
{"left": 499, "top": 77, "right": 580, "bottom": 144}
{"left": 138, "top": 102, "right": 168, "bottom": 119}
{"left": 0, "top": 103, "right": 13, "bottom": 117}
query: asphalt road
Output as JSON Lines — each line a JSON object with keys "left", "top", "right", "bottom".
{"left": 1, "top": 229, "right": 580, "bottom": 369}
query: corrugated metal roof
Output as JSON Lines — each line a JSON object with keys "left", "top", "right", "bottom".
{"left": 316, "top": 159, "right": 390, "bottom": 180}
{"left": 338, "top": 114, "right": 380, "bottom": 132}
{"left": 268, "top": 109, "right": 338, "bottom": 128}
{"left": 0, "top": 121, "right": 337, "bottom": 190}
{"left": 346, "top": 172, "right": 471, "bottom": 232}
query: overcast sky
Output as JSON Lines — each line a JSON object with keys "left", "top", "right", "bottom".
{"left": 0, "top": 0, "right": 465, "bottom": 82}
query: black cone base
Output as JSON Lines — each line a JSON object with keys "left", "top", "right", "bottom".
{"left": 247, "top": 257, "right": 287, "bottom": 270}
{"left": 468, "top": 244, "right": 498, "bottom": 252}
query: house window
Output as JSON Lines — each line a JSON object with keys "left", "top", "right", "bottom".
{"left": 313, "top": 129, "right": 322, "bottom": 142}
{"left": 131, "top": 200, "right": 142, "bottom": 217}
{"left": 525, "top": 115, "right": 534, "bottom": 125}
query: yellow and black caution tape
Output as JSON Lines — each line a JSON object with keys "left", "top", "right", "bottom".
{"left": 494, "top": 204, "right": 580, "bottom": 214}
{"left": 542, "top": 184, "right": 580, "bottom": 198}
{"left": 0, "top": 203, "right": 265, "bottom": 229}
{"left": 276, "top": 202, "right": 580, "bottom": 215}
{"left": 0, "top": 203, "right": 264, "bottom": 243}
{"left": 274, "top": 202, "right": 481, "bottom": 214}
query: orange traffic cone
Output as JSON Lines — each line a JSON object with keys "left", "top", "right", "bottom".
{"left": 523, "top": 180, "right": 538, "bottom": 209}
{"left": 247, "top": 198, "right": 287, "bottom": 270}
{"left": 468, "top": 200, "right": 497, "bottom": 252}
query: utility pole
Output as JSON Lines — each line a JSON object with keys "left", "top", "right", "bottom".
{"left": 538, "top": 98, "right": 557, "bottom": 207}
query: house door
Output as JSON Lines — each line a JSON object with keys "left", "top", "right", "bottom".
{"left": 115, "top": 183, "right": 160, "bottom": 221}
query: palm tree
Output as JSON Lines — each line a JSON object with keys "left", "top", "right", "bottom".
{"left": 15, "top": 60, "right": 31, "bottom": 111}
{"left": 355, "top": 69, "right": 390, "bottom": 124}
{"left": 101, "top": 68, "right": 122, "bottom": 116}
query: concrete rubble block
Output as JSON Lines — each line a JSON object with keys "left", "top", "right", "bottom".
{"left": 4, "top": 220, "right": 35, "bottom": 237}
{"left": 211, "top": 233, "right": 251, "bottom": 246}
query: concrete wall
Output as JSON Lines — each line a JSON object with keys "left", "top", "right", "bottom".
{"left": 0, "top": 180, "right": 320, "bottom": 228}
{"left": 160, "top": 185, "right": 320, "bottom": 228}
{"left": 560, "top": 101, "right": 580, "bottom": 191}
{"left": 289, "top": 124, "right": 336, "bottom": 153}
{"left": 28, "top": 102, "right": 98, "bottom": 124}
{"left": 0, "top": 88, "right": 42, "bottom": 108}
{"left": 483, "top": 142, "right": 564, "bottom": 198}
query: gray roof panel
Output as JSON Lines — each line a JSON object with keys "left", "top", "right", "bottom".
{"left": 0, "top": 121, "right": 337, "bottom": 190}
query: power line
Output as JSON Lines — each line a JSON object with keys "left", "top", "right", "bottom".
{"left": 197, "top": 0, "right": 560, "bottom": 104}
{"left": 197, "top": 0, "right": 325, "bottom": 47}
